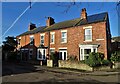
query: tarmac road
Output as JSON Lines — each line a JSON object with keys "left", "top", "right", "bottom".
{"left": 2, "top": 62, "right": 120, "bottom": 83}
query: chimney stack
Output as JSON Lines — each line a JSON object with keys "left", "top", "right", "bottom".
{"left": 46, "top": 17, "right": 55, "bottom": 27}
{"left": 80, "top": 8, "right": 87, "bottom": 20}
{"left": 28, "top": 23, "right": 36, "bottom": 31}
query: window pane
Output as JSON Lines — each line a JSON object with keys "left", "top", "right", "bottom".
{"left": 84, "top": 49, "right": 91, "bottom": 54}
{"left": 64, "top": 52, "right": 66, "bottom": 60}
{"left": 30, "top": 37, "right": 34, "bottom": 45}
{"left": 85, "top": 35, "right": 92, "bottom": 40}
{"left": 85, "top": 29, "right": 91, "bottom": 35}
{"left": 61, "top": 32, "right": 67, "bottom": 42}
{"left": 51, "top": 34, "right": 54, "bottom": 43}
{"left": 39, "top": 50, "right": 42, "bottom": 59}
{"left": 85, "top": 29, "right": 92, "bottom": 41}
{"left": 41, "top": 36, "right": 44, "bottom": 44}
{"left": 81, "top": 49, "right": 83, "bottom": 54}
{"left": 59, "top": 52, "right": 62, "bottom": 60}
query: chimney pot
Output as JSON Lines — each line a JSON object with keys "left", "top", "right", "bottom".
{"left": 81, "top": 8, "right": 87, "bottom": 20}
{"left": 28, "top": 23, "right": 36, "bottom": 31}
{"left": 46, "top": 17, "right": 55, "bottom": 27}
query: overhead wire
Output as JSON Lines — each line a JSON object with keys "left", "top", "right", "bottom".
{"left": 1, "top": 0, "right": 37, "bottom": 38}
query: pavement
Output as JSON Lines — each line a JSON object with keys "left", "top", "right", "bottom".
{"left": 35, "top": 65, "right": 120, "bottom": 76}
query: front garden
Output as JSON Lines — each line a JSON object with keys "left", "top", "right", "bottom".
{"left": 47, "top": 51, "right": 120, "bottom": 71}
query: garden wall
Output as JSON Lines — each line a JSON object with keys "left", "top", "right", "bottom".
{"left": 47, "top": 60, "right": 53, "bottom": 67}
{"left": 113, "top": 62, "right": 120, "bottom": 69}
{"left": 58, "top": 60, "right": 93, "bottom": 71}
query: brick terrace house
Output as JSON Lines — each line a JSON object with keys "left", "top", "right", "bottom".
{"left": 16, "top": 8, "right": 111, "bottom": 62}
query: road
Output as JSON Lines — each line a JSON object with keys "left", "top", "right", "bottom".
{"left": 2, "top": 62, "right": 120, "bottom": 83}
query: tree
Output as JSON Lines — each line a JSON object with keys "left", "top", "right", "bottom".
{"left": 110, "top": 51, "right": 120, "bottom": 62}
{"left": 2, "top": 36, "right": 18, "bottom": 61}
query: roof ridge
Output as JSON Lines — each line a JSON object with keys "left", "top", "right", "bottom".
{"left": 88, "top": 12, "right": 108, "bottom": 17}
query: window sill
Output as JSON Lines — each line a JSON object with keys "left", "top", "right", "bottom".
{"left": 50, "top": 42, "right": 55, "bottom": 44}
{"left": 61, "top": 42, "right": 67, "bottom": 44}
{"left": 84, "top": 40, "right": 92, "bottom": 42}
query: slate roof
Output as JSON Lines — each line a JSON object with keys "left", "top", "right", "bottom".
{"left": 17, "top": 26, "right": 46, "bottom": 37}
{"left": 17, "top": 12, "right": 108, "bottom": 37}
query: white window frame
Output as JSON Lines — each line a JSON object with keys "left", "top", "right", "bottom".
{"left": 79, "top": 44, "right": 98, "bottom": 61}
{"left": 61, "top": 30, "right": 67, "bottom": 43}
{"left": 40, "top": 33, "right": 45, "bottom": 45}
{"left": 59, "top": 48, "right": 67, "bottom": 60}
{"left": 50, "top": 32, "right": 55, "bottom": 44}
{"left": 83, "top": 26, "right": 92, "bottom": 42}
{"left": 37, "top": 48, "right": 46, "bottom": 60}
{"left": 30, "top": 35, "right": 34, "bottom": 45}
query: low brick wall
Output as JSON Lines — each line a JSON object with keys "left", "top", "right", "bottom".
{"left": 58, "top": 60, "right": 93, "bottom": 71}
{"left": 47, "top": 60, "right": 53, "bottom": 67}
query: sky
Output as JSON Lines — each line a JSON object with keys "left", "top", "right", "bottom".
{"left": 1, "top": 2, "right": 120, "bottom": 43}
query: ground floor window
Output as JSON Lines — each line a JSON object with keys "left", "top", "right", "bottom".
{"left": 59, "top": 49, "right": 67, "bottom": 60}
{"left": 84, "top": 49, "right": 91, "bottom": 59}
{"left": 29, "top": 49, "right": 33, "bottom": 59}
{"left": 37, "top": 48, "right": 46, "bottom": 60}
{"left": 79, "top": 44, "right": 99, "bottom": 60}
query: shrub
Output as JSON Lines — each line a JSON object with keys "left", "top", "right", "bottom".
{"left": 85, "top": 52, "right": 104, "bottom": 67}
{"left": 50, "top": 52, "right": 59, "bottom": 60}
{"left": 50, "top": 52, "right": 55, "bottom": 60}
{"left": 102, "top": 59, "right": 111, "bottom": 66}
{"left": 110, "top": 51, "right": 120, "bottom": 62}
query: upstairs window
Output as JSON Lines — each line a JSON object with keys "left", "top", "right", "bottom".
{"left": 40, "top": 34, "right": 45, "bottom": 45}
{"left": 61, "top": 30, "right": 67, "bottom": 43}
{"left": 84, "top": 28, "right": 92, "bottom": 41}
{"left": 50, "top": 32, "right": 55, "bottom": 44}
{"left": 30, "top": 35, "right": 34, "bottom": 45}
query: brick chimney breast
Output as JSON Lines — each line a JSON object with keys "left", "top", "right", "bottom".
{"left": 46, "top": 17, "right": 55, "bottom": 27}
{"left": 28, "top": 23, "right": 36, "bottom": 31}
{"left": 80, "top": 8, "right": 87, "bottom": 20}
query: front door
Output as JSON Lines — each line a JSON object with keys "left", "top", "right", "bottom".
{"left": 59, "top": 49, "right": 67, "bottom": 60}
{"left": 37, "top": 48, "right": 46, "bottom": 60}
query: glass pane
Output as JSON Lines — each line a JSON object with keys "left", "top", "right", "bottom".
{"left": 85, "top": 35, "right": 92, "bottom": 40}
{"left": 81, "top": 49, "right": 83, "bottom": 54}
{"left": 59, "top": 52, "right": 62, "bottom": 60}
{"left": 84, "top": 49, "right": 91, "bottom": 54}
{"left": 64, "top": 52, "right": 66, "bottom": 60}
{"left": 39, "top": 50, "right": 42, "bottom": 59}
{"left": 85, "top": 29, "right": 91, "bottom": 35}
{"left": 41, "top": 36, "right": 44, "bottom": 39}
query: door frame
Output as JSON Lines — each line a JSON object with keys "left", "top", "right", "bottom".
{"left": 59, "top": 48, "right": 67, "bottom": 60}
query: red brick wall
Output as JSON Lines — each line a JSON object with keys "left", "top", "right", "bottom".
{"left": 49, "top": 22, "right": 108, "bottom": 60}
{"left": 17, "top": 21, "right": 110, "bottom": 60}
